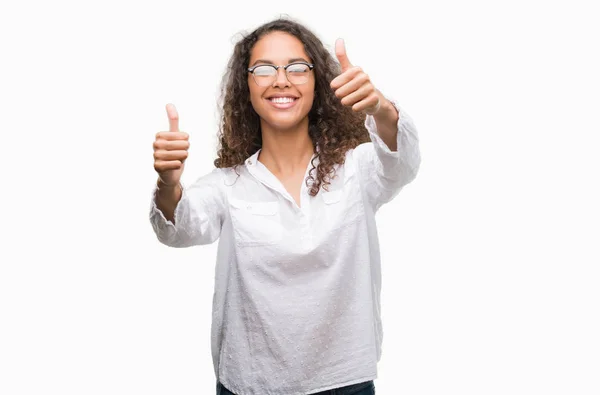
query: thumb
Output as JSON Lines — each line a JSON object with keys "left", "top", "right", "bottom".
{"left": 335, "top": 38, "right": 352, "bottom": 72}
{"left": 166, "top": 103, "right": 179, "bottom": 133}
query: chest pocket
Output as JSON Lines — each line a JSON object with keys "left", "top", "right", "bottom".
{"left": 320, "top": 184, "right": 364, "bottom": 231}
{"left": 228, "top": 198, "right": 283, "bottom": 246}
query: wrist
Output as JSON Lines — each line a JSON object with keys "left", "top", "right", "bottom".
{"left": 373, "top": 96, "right": 398, "bottom": 121}
{"left": 157, "top": 178, "right": 181, "bottom": 190}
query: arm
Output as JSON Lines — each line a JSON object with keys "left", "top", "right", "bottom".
{"left": 154, "top": 179, "right": 183, "bottom": 223}
{"left": 371, "top": 93, "right": 399, "bottom": 151}
{"left": 353, "top": 99, "right": 421, "bottom": 211}
{"left": 149, "top": 168, "right": 226, "bottom": 247}
{"left": 330, "top": 39, "right": 420, "bottom": 210}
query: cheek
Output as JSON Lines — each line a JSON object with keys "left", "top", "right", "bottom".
{"left": 249, "top": 92, "right": 259, "bottom": 110}
{"left": 303, "top": 84, "right": 316, "bottom": 109}
{"left": 248, "top": 82, "right": 265, "bottom": 112}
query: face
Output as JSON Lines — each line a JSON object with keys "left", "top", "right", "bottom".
{"left": 247, "top": 31, "right": 315, "bottom": 133}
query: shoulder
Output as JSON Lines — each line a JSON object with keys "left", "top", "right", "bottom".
{"left": 338, "top": 142, "right": 376, "bottom": 180}
{"left": 345, "top": 141, "right": 376, "bottom": 162}
{"left": 187, "top": 166, "right": 237, "bottom": 189}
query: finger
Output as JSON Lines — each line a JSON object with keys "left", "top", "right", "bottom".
{"left": 352, "top": 93, "right": 380, "bottom": 113}
{"left": 335, "top": 38, "right": 352, "bottom": 72}
{"left": 340, "top": 84, "right": 373, "bottom": 107}
{"left": 153, "top": 139, "right": 190, "bottom": 151}
{"left": 155, "top": 131, "right": 189, "bottom": 141}
{"left": 154, "top": 149, "right": 189, "bottom": 161}
{"left": 330, "top": 66, "right": 362, "bottom": 90}
{"left": 334, "top": 73, "right": 370, "bottom": 99}
{"left": 154, "top": 160, "right": 183, "bottom": 172}
{"left": 166, "top": 103, "right": 179, "bottom": 133}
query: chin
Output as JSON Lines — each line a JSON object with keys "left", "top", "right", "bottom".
{"left": 258, "top": 109, "right": 308, "bottom": 131}
{"left": 266, "top": 117, "right": 305, "bottom": 132}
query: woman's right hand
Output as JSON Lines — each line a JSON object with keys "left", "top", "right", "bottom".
{"left": 153, "top": 103, "right": 189, "bottom": 187}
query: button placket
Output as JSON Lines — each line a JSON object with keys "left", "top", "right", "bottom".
{"left": 247, "top": 159, "right": 297, "bottom": 207}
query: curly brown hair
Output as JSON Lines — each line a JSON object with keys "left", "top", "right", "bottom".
{"left": 214, "top": 17, "right": 369, "bottom": 196}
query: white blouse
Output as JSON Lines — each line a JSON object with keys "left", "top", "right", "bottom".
{"left": 149, "top": 104, "right": 420, "bottom": 395}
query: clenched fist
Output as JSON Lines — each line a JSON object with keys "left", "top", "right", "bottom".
{"left": 153, "top": 103, "right": 189, "bottom": 187}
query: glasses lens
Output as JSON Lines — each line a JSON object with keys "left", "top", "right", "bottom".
{"left": 286, "top": 63, "right": 310, "bottom": 85}
{"left": 251, "top": 63, "right": 311, "bottom": 86}
{"left": 253, "top": 65, "right": 276, "bottom": 86}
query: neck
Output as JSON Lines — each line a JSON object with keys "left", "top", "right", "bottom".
{"left": 258, "top": 119, "right": 314, "bottom": 174}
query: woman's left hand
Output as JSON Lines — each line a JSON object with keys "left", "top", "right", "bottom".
{"left": 330, "top": 38, "right": 382, "bottom": 115}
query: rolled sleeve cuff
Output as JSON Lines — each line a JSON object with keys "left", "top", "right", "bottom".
{"left": 363, "top": 99, "right": 421, "bottom": 185}
{"left": 149, "top": 183, "right": 187, "bottom": 237}
{"left": 365, "top": 100, "right": 416, "bottom": 156}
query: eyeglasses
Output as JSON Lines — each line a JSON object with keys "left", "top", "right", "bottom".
{"left": 247, "top": 62, "right": 314, "bottom": 87}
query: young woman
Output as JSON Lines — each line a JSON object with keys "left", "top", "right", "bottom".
{"left": 150, "top": 17, "right": 420, "bottom": 395}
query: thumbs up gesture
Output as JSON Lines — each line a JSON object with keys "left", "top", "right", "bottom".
{"left": 153, "top": 103, "right": 189, "bottom": 187}
{"left": 330, "top": 38, "right": 382, "bottom": 115}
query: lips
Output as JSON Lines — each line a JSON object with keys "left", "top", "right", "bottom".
{"left": 266, "top": 96, "right": 299, "bottom": 109}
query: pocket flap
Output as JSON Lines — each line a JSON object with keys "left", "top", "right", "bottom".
{"left": 322, "top": 190, "right": 343, "bottom": 204}
{"left": 229, "top": 198, "right": 279, "bottom": 216}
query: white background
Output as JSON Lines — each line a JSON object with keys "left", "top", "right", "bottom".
{"left": 1, "top": 0, "right": 599, "bottom": 394}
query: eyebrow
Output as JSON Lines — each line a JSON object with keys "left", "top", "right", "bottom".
{"left": 250, "top": 57, "right": 310, "bottom": 66}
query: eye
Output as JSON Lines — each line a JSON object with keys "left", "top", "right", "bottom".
{"left": 253, "top": 65, "right": 276, "bottom": 77}
{"left": 287, "top": 63, "right": 309, "bottom": 74}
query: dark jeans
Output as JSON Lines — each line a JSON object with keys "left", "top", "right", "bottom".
{"left": 216, "top": 380, "right": 375, "bottom": 395}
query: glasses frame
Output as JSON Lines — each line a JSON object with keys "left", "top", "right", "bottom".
{"left": 247, "top": 62, "right": 315, "bottom": 86}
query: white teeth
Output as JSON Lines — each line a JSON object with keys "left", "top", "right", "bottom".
{"left": 270, "top": 97, "right": 295, "bottom": 104}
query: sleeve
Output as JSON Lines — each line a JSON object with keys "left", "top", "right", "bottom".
{"left": 148, "top": 168, "right": 226, "bottom": 247}
{"left": 351, "top": 100, "right": 421, "bottom": 212}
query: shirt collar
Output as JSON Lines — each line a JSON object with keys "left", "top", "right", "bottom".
{"left": 244, "top": 145, "right": 320, "bottom": 168}
{"left": 245, "top": 149, "right": 261, "bottom": 167}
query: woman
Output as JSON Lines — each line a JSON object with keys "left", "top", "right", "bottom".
{"left": 150, "top": 17, "right": 420, "bottom": 395}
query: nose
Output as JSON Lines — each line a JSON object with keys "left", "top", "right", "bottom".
{"left": 272, "top": 67, "right": 291, "bottom": 88}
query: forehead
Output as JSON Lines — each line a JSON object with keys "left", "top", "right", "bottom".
{"left": 249, "top": 31, "right": 310, "bottom": 64}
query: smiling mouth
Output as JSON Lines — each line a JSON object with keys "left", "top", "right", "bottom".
{"left": 266, "top": 96, "right": 299, "bottom": 109}
{"left": 268, "top": 97, "right": 298, "bottom": 104}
